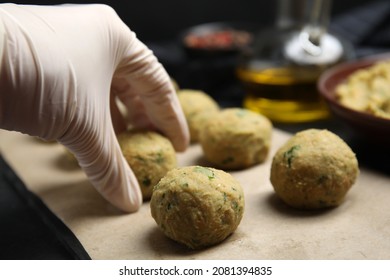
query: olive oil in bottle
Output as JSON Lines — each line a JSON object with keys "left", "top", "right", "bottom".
{"left": 237, "top": 0, "right": 354, "bottom": 123}
{"left": 237, "top": 64, "right": 330, "bottom": 123}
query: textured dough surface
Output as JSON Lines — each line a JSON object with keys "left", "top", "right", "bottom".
{"left": 270, "top": 129, "right": 359, "bottom": 209}
{"left": 177, "top": 89, "right": 220, "bottom": 142}
{"left": 150, "top": 166, "right": 245, "bottom": 249}
{"left": 199, "top": 108, "right": 272, "bottom": 169}
{"left": 118, "top": 131, "right": 177, "bottom": 200}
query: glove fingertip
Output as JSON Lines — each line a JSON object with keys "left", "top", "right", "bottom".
{"left": 114, "top": 162, "right": 143, "bottom": 213}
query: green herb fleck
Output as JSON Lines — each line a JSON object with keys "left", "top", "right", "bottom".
{"left": 142, "top": 177, "right": 151, "bottom": 187}
{"left": 223, "top": 192, "right": 227, "bottom": 202}
{"left": 283, "top": 145, "right": 301, "bottom": 168}
{"left": 221, "top": 156, "right": 235, "bottom": 165}
{"left": 155, "top": 152, "right": 164, "bottom": 164}
{"left": 135, "top": 156, "right": 146, "bottom": 162}
{"left": 191, "top": 238, "right": 200, "bottom": 245}
{"left": 181, "top": 182, "right": 189, "bottom": 188}
{"left": 318, "top": 175, "right": 328, "bottom": 185}
{"left": 193, "top": 166, "right": 215, "bottom": 180}
{"left": 236, "top": 109, "right": 248, "bottom": 118}
{"left": 318, "top": 200, "right": 329, "bottom": 206}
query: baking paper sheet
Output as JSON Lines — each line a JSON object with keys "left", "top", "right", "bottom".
{"left": 1, "top": 129, "right": 389, "bottom": 259}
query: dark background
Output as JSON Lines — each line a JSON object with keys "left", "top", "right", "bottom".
{"left": 6, "top": 0, "right": 373, "bottom": 42}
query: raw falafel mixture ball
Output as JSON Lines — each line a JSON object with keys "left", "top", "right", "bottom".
{"left": 177, "top": 89, "right": 220, "bottom": 142}
{"left": 270, "top": 129, "right": 359, "bottom": 209}
{"left": 117, "top": 131, "right": 177, "bottom": 200}
{"left": 199, "top": 108, "right": 272, "bottom": 170}
{"left": 150, "top": 165, "right": 245, "bottom": 249}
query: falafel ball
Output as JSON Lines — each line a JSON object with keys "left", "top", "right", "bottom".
{"left": 199, "top": 108, "right": 272, "bottom": 170}
{"left": 150, "top": 165, "right": 245, "bottom": 249}
{"left": 270, "top": 129, "right": 359, "bottom": 209}
{"left": 177, "top": 89, "right": 220, "bottom": 142}
{"left": 117, "top": 131, "right": 177, "bottom": 200}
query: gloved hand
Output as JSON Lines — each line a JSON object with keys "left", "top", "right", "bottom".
{"left": 0, "top": 4, "right": 190, "bottom": 212}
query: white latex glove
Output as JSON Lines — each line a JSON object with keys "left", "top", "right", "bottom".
{"left": 0, "top": 4, "right": 190, "bottom": 212}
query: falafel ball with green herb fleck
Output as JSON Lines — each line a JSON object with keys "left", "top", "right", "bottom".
{"left": 150, "top": 165, "right": 245, "bottom": 249}
{"left": 177, "top": 89, "right": 220, "bottom": 142}
{"left": 199, "top": 108, "right": 272, "bottom": 170}
{"left": 270, "top": 129, "right": 359, "bottom": 209}
{"left": 117, "top": 131, "right": 177, "bottom": 200}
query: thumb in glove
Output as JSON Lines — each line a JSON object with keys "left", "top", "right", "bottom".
{"left": 0, "top": 4, "right": 189, "bottom": 212}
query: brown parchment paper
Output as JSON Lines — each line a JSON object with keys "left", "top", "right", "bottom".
{"left": 1, "top": 128, "right": 389, "bottom": 260}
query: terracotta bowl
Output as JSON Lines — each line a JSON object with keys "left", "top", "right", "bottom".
{"left": 318, "top": 53, "right": 390, "bottom": 145}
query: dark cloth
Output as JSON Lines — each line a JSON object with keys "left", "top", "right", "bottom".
{"left": 330, "top": 0, "right": 390, "bottom": 57}
{"left": 0, "top": 155, "right": 90, "bottom": 260}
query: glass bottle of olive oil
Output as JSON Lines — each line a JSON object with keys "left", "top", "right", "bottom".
{"left": 237, "top": 0, "right": 354, "bottom": 123}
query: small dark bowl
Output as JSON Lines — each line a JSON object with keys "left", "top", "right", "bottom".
{"left": 181, "top": 22, "right": 257, "bottom": 58}
{"left": 318, "top": 53, "right": 390, "bottom": 145}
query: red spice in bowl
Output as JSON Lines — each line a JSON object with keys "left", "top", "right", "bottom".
{"left": 184, "top": 29, "right": 252, "bottom": 50}
{"left": 181, "top": 22, "right": 255, "bottom": 57}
